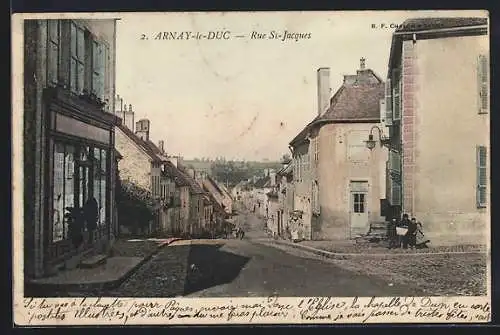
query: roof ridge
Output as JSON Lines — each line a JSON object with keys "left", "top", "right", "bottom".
{"left": 117, "top": 123, "right": 162, "bottom": 162}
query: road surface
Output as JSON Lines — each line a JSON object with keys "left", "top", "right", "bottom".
{"left": 106, "top": 207, "right": 423, "bottom": 297}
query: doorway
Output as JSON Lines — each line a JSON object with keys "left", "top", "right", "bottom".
{"left": 349, "top": 181, "right": 369, "bottom": 238}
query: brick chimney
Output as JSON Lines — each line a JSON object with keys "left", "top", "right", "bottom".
{"left": 317, "top": 67, "right": 331, "bottom": 116}
{"left": 355, "top": 57, "right": 379, "bottom": 84}
{"left": 135, "top": 119, "right": 150, "bottom": 141}
{"left": 158, "top": 140, "right": 165, "bottom": 153}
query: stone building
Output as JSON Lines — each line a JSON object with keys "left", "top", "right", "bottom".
{"left": 383, "top": 17, "right": 489, "bottom": 245}
{"left": 23, "top": 18, "right": 119, "bottom": 279}
{"left": 289, "top": 60, "right": 387, "bottom": 240}
{"left": 115, "top": 119, "right": 172, "bottom": 234}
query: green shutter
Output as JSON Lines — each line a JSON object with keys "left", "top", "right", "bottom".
{"left": 478, "top": 55, "right": 489, "bottom": 113}
{"left": 385, "top": 79, "right": 393, "bottom": 126}
{"left": 393, "top": 71, "right": 401, "bottom": 121}
{"left": 389, "top": 150, "right": 401, "bottom": 173}
{"left": 476, "top": 146, "right": 487, "bottom": 207}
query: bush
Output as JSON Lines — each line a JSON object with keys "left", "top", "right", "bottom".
{"left": 117, "top": 179, "right": 156, "bottom": 235}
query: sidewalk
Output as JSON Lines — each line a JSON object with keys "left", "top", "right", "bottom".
{"left": 258, "top": 238, "right": 488, "bottom": 295}
{"left": 25, "top": 237, "right": 182, "bottom": 296}
{"left": 272, "top": 239, "right": 487, "bottom": 258}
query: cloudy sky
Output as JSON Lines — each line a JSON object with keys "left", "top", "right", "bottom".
{"left": 115, "top": 10, "right": 485, "bottom": 161}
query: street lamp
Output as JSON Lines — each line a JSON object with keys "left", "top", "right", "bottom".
{"left": 365, "top": 125, "right": 390, "bottom": 150}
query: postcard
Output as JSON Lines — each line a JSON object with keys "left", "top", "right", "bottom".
{"left": 12, "top": 10, "right": 490, "bottom": 325}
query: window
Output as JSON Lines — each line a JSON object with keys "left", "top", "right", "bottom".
{"left": 353, "top": 193, "right": 365, "bottom": 213}
{"left": 347, "top": 131, "right": 369, "bottom": 162}
{"left": 52, "top": 142, "right": 109, "bottom": 242}
{"left": 47, "top": 20, "right": 61, "bottom": 86}
{"left": 302, "top": 153, "right": 309, "bottom": 173}
{"left": 69, "top": 22, "right": 86, "bottom": 94}
{"left": 52, "top": 143, "right": 75, "bottom": 242}
{"left": 478, "top": 55, "right": 489, "bottom": 113}
{"left": 477, "top": 146, "right": 487, "bottom": 208}
{"left": 93, "top": 148, "right": 107, "bottom": 226}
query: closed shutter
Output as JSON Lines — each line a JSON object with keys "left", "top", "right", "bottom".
{"left": 389, "top": 150, "right": 401, "bottom": 172}
{"left": 393, "top": 71, "right": 401, "bottom": 121}
{"left": 390, "top": 179, "right": 401, "bottom": 206}
{"left": 385, "top": 79, "right": 393, "bottom": 125}
{"left": 478, "top": 55, "right": 489, "bottom": 113}
{"left": 477, "top": 146, "right": 487, "bottom": 207}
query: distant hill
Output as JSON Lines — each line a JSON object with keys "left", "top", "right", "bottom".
{"left": 183, "top": 158, "right": 283, "bottom": 187}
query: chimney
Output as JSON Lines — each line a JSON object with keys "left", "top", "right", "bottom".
{"left": 317, "top": 67, "right": 331, "bottom": 116}
{"left": 135, "top": 119, "right": 150, "bottom": 141}
{"left": 158, "top": 140, "right": 165, "bottom": 153}
{"left": 356, "top": 58, "right": 378, "bottom": 84}
{"left": 115, "top": 95, "right": 124, "bottom": 116}
{"left": 122, "top": 103, "right": 135, "bottom": 132}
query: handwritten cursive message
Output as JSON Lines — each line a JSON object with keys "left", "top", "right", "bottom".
{"left": 17, "top": 296, "right": 491, "bottom": 325}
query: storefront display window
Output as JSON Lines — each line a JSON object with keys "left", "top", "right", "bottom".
{"left": 51, "top": 140, "right": 109, "bottom": 243}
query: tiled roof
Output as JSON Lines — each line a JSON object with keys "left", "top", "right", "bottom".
{"left": 396, "top": 17, "right": 487, "bottom": 33}
{"left": 162, "top": 161, "right": 190, "bottom": 187}
{"left": 206, "top": 190, "right": 225, "bottom": 213}
{"left": 143, "top": 140, "right": 167, "bottom": 159}
{"left": 206, "top": 175, "right": 225, "bottom": 196}
{"left": 116, "top": 124, "right": 162, "bottom": 162}
{"left": 177, "top": 164, "right": 206, "bottom": 195}
{"left": 319, "top": 83, "right": 384, "bottom": 120}
{"left": 290, "top": 68, "right": 384, "bottom": 147}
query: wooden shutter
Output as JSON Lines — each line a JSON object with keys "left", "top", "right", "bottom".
{"left": 478, "top": 55, "right": 489, "bottom": 113}
{"left": 476, "top": 146, "right": 487, "bottom": 207}
{"left": 389, "top": 150, "right": 401, "bottom": 172}
{"left": 393, "top": 71, "right": 401, "bottom": 121}
{"left": 385, "top": 78, "right": 393, "bottom": 125}
{"left": 390, "top": 179, "right": 401, "bottom": 206}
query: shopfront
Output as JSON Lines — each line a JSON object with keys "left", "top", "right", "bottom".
{"left": 44, "top": 87, "right": 118, "bottom": 269}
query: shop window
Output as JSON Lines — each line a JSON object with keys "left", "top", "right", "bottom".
{"left": 51, "top": 141, "right": 109, "bottom": 243}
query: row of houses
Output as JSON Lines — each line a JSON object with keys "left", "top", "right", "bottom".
{"left": 22, "top": 18, "right": 233, "bottom": 280}
{"left": 115, "top": 101, "right": 233, "bottom": 238}
{"left": 261, "top": 17, "right": 489, "bottom": 245}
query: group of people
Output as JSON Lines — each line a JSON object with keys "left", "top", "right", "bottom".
{"left": 387, "top": 213, "right": 429, "bottom": 249}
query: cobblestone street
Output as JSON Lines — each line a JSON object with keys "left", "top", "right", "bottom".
{"left": 100, "top": 210, "right": 420, "bottom": 297}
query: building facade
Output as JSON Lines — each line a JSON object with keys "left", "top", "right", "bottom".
{"left": 24, "top": 19, "right": 119, "bottom": 279}
{"left": 385, "top": 17, "right": 489, "bottom": 245}
{"left": 276, "top": 162, "right": 294, "bottom": 239}
{"left": 290, "top": 61, "right": 387, "bottom": 240}
{"left": 115, "top": 118, "right": 181, "bottom": 235}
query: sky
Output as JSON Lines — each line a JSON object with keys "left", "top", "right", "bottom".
{"left": 115, "top": 10, "right": 485, "bottom": 161}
